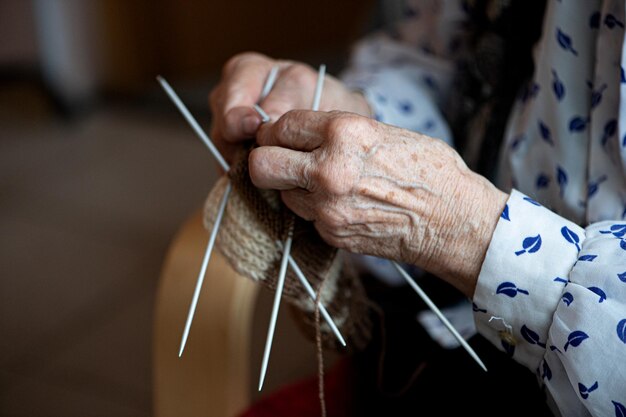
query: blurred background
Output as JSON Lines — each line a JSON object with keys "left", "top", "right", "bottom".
{"left": 0, "top": 0, "right": 395, "bottom": 415}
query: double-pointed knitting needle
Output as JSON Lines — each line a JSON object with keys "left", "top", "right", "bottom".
{"left": 178, "top": 182, "right": 232, "bottom": 357}
{"left": 260, "top": 66, "right": 279, "bottom": 101}
{"left": 258, "top": 65, "right": 327, "bottom": 391}
{"left": 255, "top": 67, "right": 344, "bottom": 349}
{"left": 286, "top": 254, "right": 346, "bottom": 347}
{"left": 391, "top": 261, "right": 487, "bottom": 372}
{"left": 157, "top": 76, "right": 229, "bottom": 172}
{"left": 157, "top": 76, "right": 233, "bottom": 357}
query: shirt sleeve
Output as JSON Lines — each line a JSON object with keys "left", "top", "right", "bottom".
{"left": 473, "top": 190, "right": 626, "bottom": 417}
{"left": 339, "top": 0, "right": 470, "bottom": 146}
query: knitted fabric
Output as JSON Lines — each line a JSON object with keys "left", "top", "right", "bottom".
{"left": 203, "top": 146, "right": 372, "bottom": 351}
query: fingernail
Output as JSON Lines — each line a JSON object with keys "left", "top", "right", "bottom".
{"left": 242, "top": 116, "right": 261, "bottom": 136}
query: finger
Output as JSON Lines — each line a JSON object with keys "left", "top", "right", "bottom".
{"left": 249, "top": 146, "right": 312, "bottom": 190}
{"left": 256, "top": 110, "right": 329, "bottom": 150}
{"left": 259, "top": 64, "right": 317, "bottom": 120}
{"left": 280, "top": 188, "right": 316, "bottom": 221}
{"left": 222, "top": 106, "right": 262, "bottom": 141}
{"left": 222, "top": 57, "right": 275, "bottom": 113}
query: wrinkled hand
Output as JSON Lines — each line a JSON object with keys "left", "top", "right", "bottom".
{"left": 209, "top": 52, "right": 371, "bottom": 162}
{"left": 250, "top": 111, "right": 508, "bottom": 297}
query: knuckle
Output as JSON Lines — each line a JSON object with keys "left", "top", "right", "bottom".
{"left": 273, "top": 109, "right": 303, "bottom": 140}
{"left": 283, "top": 64, "right": 316, "bottom": 86}
{"left": 312, "top": 161, "right": 345, "bottom": 195}
{"left": 223, "top": 52, "right": 264, "bottom": 74}
{"left": 325, "top": 113, "right": 357, "bottom": 140}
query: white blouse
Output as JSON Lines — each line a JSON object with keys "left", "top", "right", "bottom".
{"left": 341, "top": 1, "right": 626, "bottom": 415}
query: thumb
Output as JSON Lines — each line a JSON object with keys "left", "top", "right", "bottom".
{"left": 222, "top": 106, "right": 262, "bottom": 141}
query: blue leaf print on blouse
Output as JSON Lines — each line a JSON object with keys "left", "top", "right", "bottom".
{"left": 421, "top": 119, "right": 435, "bottom": 131}
{"left": 569, "top": 116, "right": 589, "bottom": 132}
{"left": 623, "top": 133, "right": 626, "bottom": 147}
{"left": 538, "top": 121, "right": 554, "bottom": 145}
{"left": 622, "top": 67, "right": 626, "bottom": 83}
{"left": 618, "top": 272, "right": 626, "bottom": 283}
{"left": 515, "top": 235, "right": 542, "bottom": 256}
{"left": 422, "top": 75, "right": 438, "bottom": 90}
{"left": 561, "top": 226, "right": 581, "bottom": 251}
{"left": 536, "top": 173, "right": 550, "bottom": 189}
{"left": 589, "top": 11, "right": 601, "bottom": 28}
{"left": 554, "top": 277, "right": 569, "bottom": 284}
{"left": 588, "top": 175, "right": 607, "bottom": 198}
{"left": 398, "top": 100, "right": 413, "bottom": 114}
{"left": 578, "top": 254, "right": 597, "bottom": 262}
{"left": 562, "top": 292, "right": 574, "bottom": 306}
{"left": 510, "top": 134, "right": 526, "bottom": 151}
{"left": 550, "top": 345, "right": 562, "bottom": 354}
{"left": 600, "top": 224, "right": 626, "bottom": 238}
{"left": 375, "top": 93, "right": 387, "bottom": 104}
{"left": 605, "top": 14, "right": 625, "bottom": 29}
{"left": 617, "top": 319, "right": 626, "bottom": 344}
{"left": 556, "top": 28, "right": 578, "bottom": 55}
{"left": 564, "top": 330, "right": 589, "bottom": 351}
{"left": 602, "top": 119, "right": 618, "bottom": 146}
{"left": 614, "top": 401, "right": 626, "bottom": 417}
{"left": 542, "top": 360, "right": 552, "bottom": 380}
{"left": 529, "top": 83, "right": 540, "bottom": 98}
{"left": 591, "top": 84, "right": 607, "bottom": 109}
{"left": 523, "top": 196, "right": 542, "bottom": 206}
{"left": 588, "top": 286, "right": 607, "bottom": 303}
{"left": 621, "top": 240, "right": 626, "bottom": 251}
{"left": 472, "top": 302, "right": 487, "bottom": 313}
{"left": 578, "top": 381, "right": 598, "bottom": 399}
{"left": 496, "top": 282, "right": 529, "bottom": 297}
{"left": 551, "top": 69, "right": 565, "bottom": 101}
{"left": 557, "top": 166, "right": 568, "bottom": 197}
{"left": 521, "top": 325, "right": 546, "bottom": 348}
{"left": 501, "top": 204, "right": 510, "bottom": 221}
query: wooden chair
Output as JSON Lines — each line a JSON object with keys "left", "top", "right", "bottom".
{"left": 153, "top": 210, "right": 327, "bottom": 417}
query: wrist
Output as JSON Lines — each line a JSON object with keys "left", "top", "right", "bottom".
{"left": 427, "top": 172, "right": 508, "bottom": 298}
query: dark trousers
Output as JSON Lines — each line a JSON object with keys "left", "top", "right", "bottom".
{"left": 351, "top": 274, "right": 554, "bottom": 416}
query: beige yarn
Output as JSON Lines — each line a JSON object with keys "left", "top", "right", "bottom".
{"left": 203, "top": 146, "right": 372, "bottom": 351}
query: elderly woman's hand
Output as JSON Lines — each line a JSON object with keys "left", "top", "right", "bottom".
{"left": 250, "top": 110, "right": 508, "bottom": 297}
{"left": 208, "top": 52, "right": 371, "bottom": 163}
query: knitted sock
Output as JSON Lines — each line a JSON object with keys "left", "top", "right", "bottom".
{"left": 203, "top": 146, "right": 372, "bottom": 351}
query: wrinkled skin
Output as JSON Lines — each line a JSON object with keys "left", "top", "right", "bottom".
{"left": 209, "top": 53, "right": 508, "bottom": 298}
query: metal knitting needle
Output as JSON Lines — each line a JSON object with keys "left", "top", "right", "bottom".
{"left": 157, "top": 76, "right": 233, "bottom": 356}
{"left": 178, "top": 182, "right": 232, "bottom": 357}
{"left": 283, "top": 64, "right": 346, "bottom": 344}
{"left": 260, "top": 66, "right": 279, "bottom": 101}
{"left": 157, "top": 76, "right": 229, "bottom": 172}
{"left": 287, "top": 254, "right": 346, "bottom": 346}
{"left": 258, "top": 228, "right": 293, "bottom": 391}
{"left": 311, "top": 64, "right": 325, "bottom": 111}
{"left": 391, "top": 261, "right": 487, "bottom": 372}
{"left": 258, "top": 65, "right": 327, "bottom": 391}
{"left": 253, "top": 104, "right": 270, "bottom": 123}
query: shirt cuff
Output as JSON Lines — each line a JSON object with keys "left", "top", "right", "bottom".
{"left": 472, "top": 190, "right": 586, "bottom": 371}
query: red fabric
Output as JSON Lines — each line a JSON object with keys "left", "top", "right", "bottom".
{"left": 238, "top": 358, "right": 353, "bottom": 417}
